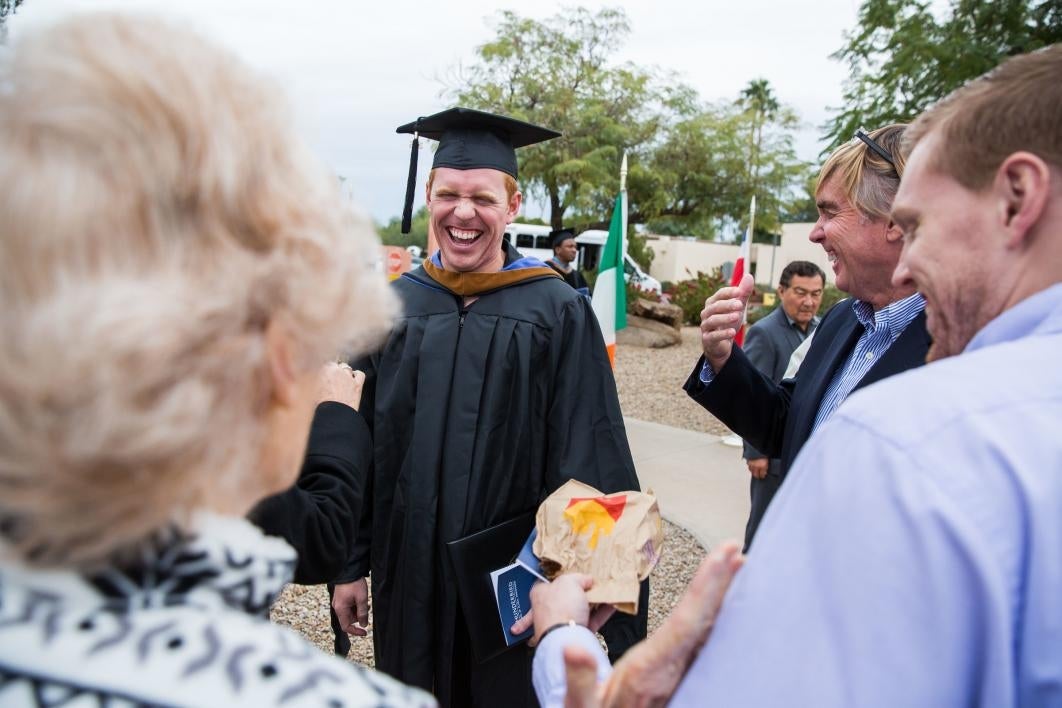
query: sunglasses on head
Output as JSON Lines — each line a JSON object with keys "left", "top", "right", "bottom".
{"left": 855, "top": 129, "right": 898, "bottom": 173}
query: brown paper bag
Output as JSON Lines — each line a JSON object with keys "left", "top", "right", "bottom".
{"left": 533, "top": 479, "right": 663, "bottom": 614}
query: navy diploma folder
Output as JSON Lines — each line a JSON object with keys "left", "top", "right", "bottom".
{"left": 445, "top": 511, "right": 537, "bottom": 662}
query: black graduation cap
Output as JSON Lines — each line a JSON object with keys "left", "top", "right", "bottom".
{"left": 549, "top": 228, "right": 576, "bottom": 248}
{"left": 396, "top": 107, "right": 561, "bottom": 233}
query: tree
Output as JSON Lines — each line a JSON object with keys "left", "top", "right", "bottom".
{"left": 0, "top": 0, "right": 24, "bottom": 41}
{"left": 781, "top": 170, "right": 821, "bottom": 224}
{"left": 450, "top": 8, "right": 670, "bottom": 231}
{"left": 738, "top": 79, "right": 781, "bottom": 191}
{"left": 376, "top": 207, "right": 429, "bottom": 251}
{"left": 450, "top": 8, "right": 808, "bottom": 244}
{"left": 824, "top": 0, "right": 1062, "bottom": 152}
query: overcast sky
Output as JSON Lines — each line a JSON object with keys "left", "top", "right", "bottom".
{"left": 11, "top": 0, "right": 863, "bottom": 224}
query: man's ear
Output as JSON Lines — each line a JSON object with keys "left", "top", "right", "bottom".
{"left": 776, "top": 285, "right": 785, "bottom": 298}
{"left": 884, "top": 219, "right": 903, "bottom": 244}
{"left": 995, "top": 151, "right": 1050, "bottom": 250}
{"left": 507, "top": 190, "right": 523, "bottom": 221}
{"left": 265, "top": 317, "right": 298, "bottom": 407}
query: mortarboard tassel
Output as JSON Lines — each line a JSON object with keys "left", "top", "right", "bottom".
{"left": 401, "top": 129, "right": 419, "bottom": 234}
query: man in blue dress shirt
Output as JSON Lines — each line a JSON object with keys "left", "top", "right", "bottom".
{"left": 528, "top": 44, "right": 1062, "bottom": 707}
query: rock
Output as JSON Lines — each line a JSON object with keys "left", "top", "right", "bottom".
{"left": 630, "top": 298, "right": 683, "bottom": 330}
{"left": 618, "top": 315, "right": 682, "bottom": 348}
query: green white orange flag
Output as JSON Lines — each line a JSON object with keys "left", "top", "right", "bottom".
{"left": 592, "top": 191, "right": 627, "bottom": 366}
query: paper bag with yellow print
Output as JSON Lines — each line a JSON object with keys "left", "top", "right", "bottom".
{"left": 533, "top": 479, "right": 663, "bottom": 614}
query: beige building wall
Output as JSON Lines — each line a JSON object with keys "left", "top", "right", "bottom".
{"left": 760, "top": 222, "right": 834, "bottom": 287}
{"left": 645, "top": 236, "right": 748, "bottom": 284}
{"left": 644, "top": 223, "right": 834, "bottom": 288}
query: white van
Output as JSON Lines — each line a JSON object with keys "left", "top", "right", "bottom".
{"left": 503, "top": 223, "right": 554, "bottom": 263}
{"left": 574, "top": 230, "right": 662, "bottom": 294}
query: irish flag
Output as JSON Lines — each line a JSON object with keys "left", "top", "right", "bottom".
{"left": 732, "top": 195, "right": 755, "bottom": 347}
{"left": 592, "top": 192, "right": 627, "bottom": 366}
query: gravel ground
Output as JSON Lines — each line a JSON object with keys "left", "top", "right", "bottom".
{"left": 271, "top": 519, "right": 706, "bottom": 665}
{"left": 615, "top": 327, "right": 731, "bottom": 436}
{"left": 271, "top": 325, "right": 720, "bottom": 666}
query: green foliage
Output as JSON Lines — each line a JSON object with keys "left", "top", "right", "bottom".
{"left": 451, "top": 8, "right": 664, "bottom": 230}
{"left": 0, "top": 0, "right": 23, "bottom": 21}
{"left": 746, "top": 305, "right": 774, "bottom": 326}
{"left": 824, "top": 0, "right": 1062, "bottom": 152}
{"left": 820, "top": 284, "right": 848, "bottom": 313}
{"left": 449, "top": 8, "right": 809, "bottom": 242}
{"left": 746, "top": 283, "right": 778, "bottom": 325}
{"left": 665, "top": 268, "right": 727, "bottom": 326}
{"left": 627, "top": 231, "right": 654, "bottom": 271}
{"left": 781, "top": 170, "right": 820, "bottom": 223}
{"left": 625, "top": 279, "right": 661, "bottom": 312}
{"left": 376, "top": 206, "right": 429, "bottom": 251}
{"left": 0, "top": 0, "right": 23, "bottom": 40}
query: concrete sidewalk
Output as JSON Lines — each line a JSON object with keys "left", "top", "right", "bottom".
{"left": 624, "top": 417, "right": 749, "bottom": 551}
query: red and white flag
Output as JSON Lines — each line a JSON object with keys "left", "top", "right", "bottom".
{"left": 731, "top": 196, "right": 755, "bottom": 346}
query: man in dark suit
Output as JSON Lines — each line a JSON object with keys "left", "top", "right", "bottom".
{"left": 740, "top": 261, "right": 824, "bottom": 550}
{"left": 685, "top": 124, "right": 931, "bottom": 549}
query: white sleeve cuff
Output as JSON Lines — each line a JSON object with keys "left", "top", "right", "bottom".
{"left": 532, "top": 625, "right": 613, "bottom": 708}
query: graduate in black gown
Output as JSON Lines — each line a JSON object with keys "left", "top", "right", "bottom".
{"left": 546, "top": 228, "right": 590, "bottom": 296}
{"left": 331, "top": 108, "right": 646, "bottom": 707}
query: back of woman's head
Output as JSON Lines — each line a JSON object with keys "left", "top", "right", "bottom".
{"left": 0, "top": 13, "right": 395, "bottom": 567}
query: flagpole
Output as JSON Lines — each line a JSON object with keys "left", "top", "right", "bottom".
{"left": 748, "top": 194, "right": 756, "bottom": 248}
{"left": 620, "top": 152, "right": 628, "bottom": 260}
{"left": 721, "top": 194, "right": 756, "bottom": 448}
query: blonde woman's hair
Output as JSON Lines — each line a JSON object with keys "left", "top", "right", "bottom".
{"left": 817, "top": 124, "right": 907, "bottom": 221}
{"left": 0, "top": 13, "right": 396, "bottom": 567}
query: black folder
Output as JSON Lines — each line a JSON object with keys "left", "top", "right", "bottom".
{"left": 445, "top": 511, "right": 537, "bottom": 663}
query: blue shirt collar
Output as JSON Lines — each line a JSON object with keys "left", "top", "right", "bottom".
{"left": 851, "top": 292, "right": 925, "bottom": 341}
{"left": 966, "top": 283, "right": 1062, "bottom": 353}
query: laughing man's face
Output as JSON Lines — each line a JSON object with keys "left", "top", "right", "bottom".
{"left": 426, "top": 167, "right": 521, "bottom": 273}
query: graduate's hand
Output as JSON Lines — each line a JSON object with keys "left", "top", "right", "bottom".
{"left": 332, "top": 577, "right": 370, "bottom": 637}
{"left": 700, "top": 274, "right": 754, "bottom": 373}
{"left": 746, "top": 457, "right": 769, "bottom": 479}
{"left": 317, "top": 362, "right": 365, "bottom": 411}
{"left": 518, "top": 575, "right": 616, "bottom": 647}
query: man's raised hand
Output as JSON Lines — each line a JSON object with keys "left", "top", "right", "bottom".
{"left": 700, "top": 273, "right": 755, "bottom": 372}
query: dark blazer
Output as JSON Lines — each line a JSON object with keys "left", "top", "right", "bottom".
{"left": 684, "top": 299, "right": 931, "bottom": 545}
{"left": 741, "top": 306, "right": 818, "bottom": 469}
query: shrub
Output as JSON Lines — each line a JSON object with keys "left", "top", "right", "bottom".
{"left": 625, "top": 280, "right": 662, "bottom": 311}
{"left": 746, "top": 303, "right": 777, "bottom": 326}
{"left": 666, "top": 267, "right": 727, "bottom": 325}
{"left": 820, "top": 284, "right": 847, "bottom": 312}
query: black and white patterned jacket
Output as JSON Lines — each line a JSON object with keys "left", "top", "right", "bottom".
{"left": 0, "top": 514, "right": 435, "bottom": 707}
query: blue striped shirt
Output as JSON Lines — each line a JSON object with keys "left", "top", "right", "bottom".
{"left": 810, "top": 293, "right": 925, "bottom": 430}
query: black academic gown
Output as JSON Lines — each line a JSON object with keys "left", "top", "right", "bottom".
{"left": 340, "top": 244, "right": 645, "bottom": 707}
{"left": 546, "top": 258, "right": 589, "bottom": 292}
{"left": 250, "top": 401, "right": 370, "bottom": 585}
